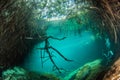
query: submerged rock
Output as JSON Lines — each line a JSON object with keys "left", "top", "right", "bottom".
{"left": 64, "top": 59, "right": 104, "bottom": 80}
{"left": 74, "top": 65, "right": 91, "bottom": 80}
{"left": 2, "top": 67, "right": 60, "bottom": 80}
{"left": 103, "top": 58, "right": 120, "bottom": 80}
{"left": 2, "top": 67, "right": 28, "bottom": 80}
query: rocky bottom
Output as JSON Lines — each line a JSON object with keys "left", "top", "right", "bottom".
{"left": 1, "top": 59, "right": 109, "bottom": 80}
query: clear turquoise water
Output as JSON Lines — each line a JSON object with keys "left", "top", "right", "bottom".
{"left": 22, "top": 25, "right": 105, "bottom": 77}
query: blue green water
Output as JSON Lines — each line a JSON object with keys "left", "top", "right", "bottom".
{"left": 22, "top": 24, "right": 105, "bottom": 76}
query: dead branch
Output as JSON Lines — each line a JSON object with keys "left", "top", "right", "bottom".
{"left": 37, "top": 36, "right": 73, "bottom": 73}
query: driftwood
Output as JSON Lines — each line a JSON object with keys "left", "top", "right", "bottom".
{"left": 37, "top": 36, "right": 73, "bottom": 73}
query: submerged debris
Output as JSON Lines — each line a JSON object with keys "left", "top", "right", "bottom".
{"left": 37, "top": 36, "right": 73, "bottom": 73}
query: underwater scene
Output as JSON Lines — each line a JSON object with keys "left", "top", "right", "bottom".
{"left": 22, "top": 20, "right": 105, "bottom": 77}
{"left": 0, "top": 0, "right": 120, "bottom": 80}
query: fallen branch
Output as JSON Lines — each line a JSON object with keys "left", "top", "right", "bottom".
{"left": 37, "top": 36, "right": 73, "bottom": 73}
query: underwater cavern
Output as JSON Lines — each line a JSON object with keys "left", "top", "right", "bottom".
{"left": 0, "top": 0, "right": 120, "bottom": 80}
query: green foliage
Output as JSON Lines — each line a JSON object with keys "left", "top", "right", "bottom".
{"left": 22, "top": 0, "right": 102, "bottom": 36}
{"left": 31, "top": 0, "right": 91, "bottom": 19}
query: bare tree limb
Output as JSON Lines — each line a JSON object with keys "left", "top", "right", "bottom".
{"left": 37, "top": 36, "right": 73, "bottom": 73}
